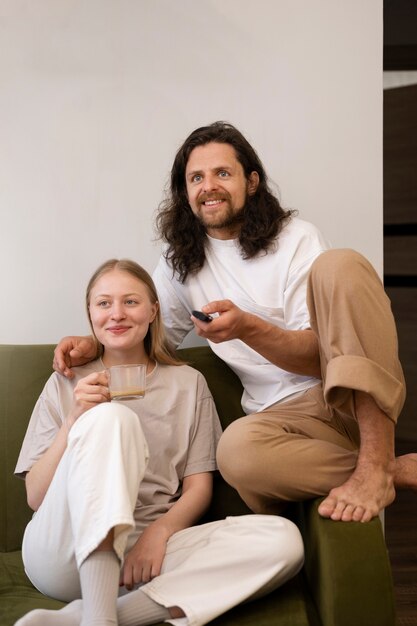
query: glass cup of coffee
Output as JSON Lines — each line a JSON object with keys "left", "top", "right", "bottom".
{"left": 108, "top": 364, "right": 146, "bottom": 401}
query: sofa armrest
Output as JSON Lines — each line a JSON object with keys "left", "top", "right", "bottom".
{"left": 0, "top": 344, "right": 56, "bottom": 552}
{"left": 295, "top": 498, "right": 396, "bottom": 626}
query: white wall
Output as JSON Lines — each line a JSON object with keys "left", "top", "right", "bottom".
{"left": 0, "top": 0, "right": 383, "bottom": 344}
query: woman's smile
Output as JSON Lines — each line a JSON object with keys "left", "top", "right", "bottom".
{"left": 107, "top": 325, "right": 131, "bottom": 334}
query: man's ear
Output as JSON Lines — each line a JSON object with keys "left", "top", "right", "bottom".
{"left": 247, "top": 171, "right": 260, "bottom": 196}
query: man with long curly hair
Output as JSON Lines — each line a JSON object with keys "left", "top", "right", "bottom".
{"left": 55, "top": 121, "right": 417, "bottom": 523}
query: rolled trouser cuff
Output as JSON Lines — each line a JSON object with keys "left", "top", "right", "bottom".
{"left": 324, "top": 354, "right": 405, "bottom": 423}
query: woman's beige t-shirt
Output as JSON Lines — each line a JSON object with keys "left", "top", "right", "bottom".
{"left": 15, "top": 360, "right": 222, "bottom": 535}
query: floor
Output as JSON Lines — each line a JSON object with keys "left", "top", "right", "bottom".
{"left": 385, "top": 440, "right": 417, "bottom": 626}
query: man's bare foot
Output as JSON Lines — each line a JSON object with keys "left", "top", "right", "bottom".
{"left": 318, "top": 464, "right": 395, "bottom": 523}
{"left": 395, "top": 453, "right": 417, "bottom": 491}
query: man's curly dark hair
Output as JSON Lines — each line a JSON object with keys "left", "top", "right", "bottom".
{"left": 155, "top": 121, "right": 293, "bottom": 283}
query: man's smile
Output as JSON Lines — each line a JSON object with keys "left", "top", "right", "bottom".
{"left": 203, "top": 199, "right": 224, "bottom": 206}
{"left": 198, "top": 193, "right": 229, "bottom": 209}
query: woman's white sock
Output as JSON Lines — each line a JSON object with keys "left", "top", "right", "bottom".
{"left": 79, "top": 551, "right": 120, "bottom": 626}
{"left": 117, "top": 589, "right": 171, "bottom": 626}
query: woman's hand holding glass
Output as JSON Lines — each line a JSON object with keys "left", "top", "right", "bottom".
{"left": 65, "top": 371, "right": 110, "bottom": 430}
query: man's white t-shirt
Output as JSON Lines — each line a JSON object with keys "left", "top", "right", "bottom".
{"left": 153, "top": 217, "right": 331, "bottom": 415}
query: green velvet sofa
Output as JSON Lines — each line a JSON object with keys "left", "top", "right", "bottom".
{"left": 0, "top": 344, "right": 396, "bottom": 626}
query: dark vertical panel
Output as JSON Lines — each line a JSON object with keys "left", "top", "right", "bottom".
{"left": 384, "top": 84, "right": 417, "bottom": 443}
{"left": 383, "top": 84, "right": 417, "bottom": 224}
{"left": 386, "top": 287, "right": 417, "bottom": 441}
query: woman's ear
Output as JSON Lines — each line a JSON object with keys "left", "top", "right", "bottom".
{"left": 247, "top": 171, "right": 260, "bottom": 196}
{"left": 151, "top": 301, "right": 159, "bottom": 323}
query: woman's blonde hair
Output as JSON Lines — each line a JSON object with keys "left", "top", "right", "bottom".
{"left": 86, "top": 258, "right": 183, "bottom": 366}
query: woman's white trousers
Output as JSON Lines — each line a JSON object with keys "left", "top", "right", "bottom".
{"left": 22, "top": 403, "right": 304, "bottom": 626}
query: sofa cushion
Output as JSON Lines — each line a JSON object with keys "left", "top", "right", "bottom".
{"left": 0, "top": 551, "right": 65, "bottom": 624}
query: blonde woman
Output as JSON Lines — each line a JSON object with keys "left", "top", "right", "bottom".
{"left": 15, "top": 259, "right": 304, "bottom": 626}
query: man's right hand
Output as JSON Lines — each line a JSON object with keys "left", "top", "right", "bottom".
{"left": 53, "top": 335, "right": 97, "bottom": 379}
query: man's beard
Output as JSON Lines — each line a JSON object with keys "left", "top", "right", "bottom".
{"left": 198, "top": 205, "right": 245, "bottom": 231}
{"left": 195, "top": 192, "right": 247, "bottom": 232}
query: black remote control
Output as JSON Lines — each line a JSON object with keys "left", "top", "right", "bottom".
{"left": 192, "top": 310, "right": 213, "bottom": 323}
